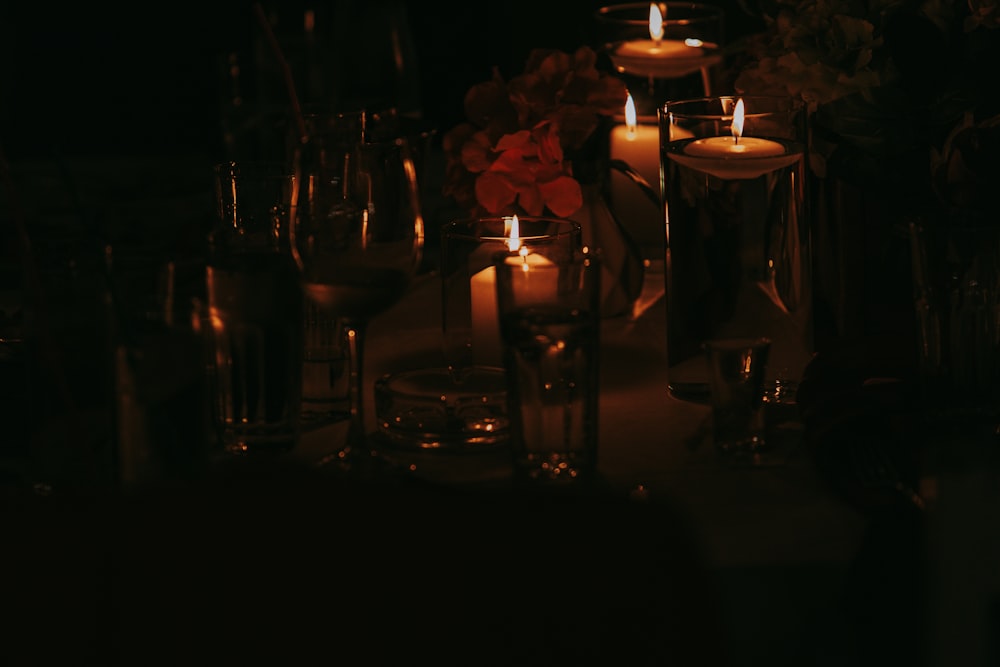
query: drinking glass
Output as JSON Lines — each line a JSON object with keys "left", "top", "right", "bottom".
{"left": 367, "top": 217, "right": 580, "bottom": 482}
{"left": 208, "top": 161, "right": 305, "bottom": 455}
{"left": 494, "top": 245, "right": 603, "bottom": 485}
{"left": 441, "top": 217, "right": 583, "bottom": 378}
{"left": 289, "top": 109, "right": 424, "bottom": 469}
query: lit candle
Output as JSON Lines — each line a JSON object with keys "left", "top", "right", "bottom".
{"left": 470, "top": 216, "right": 521, "bottom": 367}
{"left": 502, "top": 246, "right": 557, "bottom": 301}
{"left": 667, "top": 98, "right": 801, "bottom": 179}
{"left": 609, "top": 3, "right": 722, "bottom": 79}
{"left": 609, "top": 93, "right": 661, "bottom": 249}
{"left": 610, "top": 93, "right": 660, "bottom": 194}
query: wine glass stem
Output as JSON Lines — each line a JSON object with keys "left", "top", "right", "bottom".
{"left": 343, "top": 319, "right": 367, "bottom": 451}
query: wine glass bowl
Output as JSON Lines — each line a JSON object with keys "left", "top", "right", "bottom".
{"left": 290, "top": 109, "right": 424, "bottom": 468}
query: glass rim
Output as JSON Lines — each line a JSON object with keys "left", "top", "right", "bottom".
{"left": 660, "top": 95, "right": 806, "bottom": 119}
{"left": 594, "top": 2, "right": 725, "bottom": 26}
{"left": 442, "top": 216, "right": 582, "bottom": 243}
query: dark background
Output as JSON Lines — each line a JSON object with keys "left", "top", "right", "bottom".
{"left": 0, "top": 1, "right": 763, "bottom": 162}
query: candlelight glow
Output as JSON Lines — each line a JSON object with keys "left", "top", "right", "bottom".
{"left": 649, "top": 3, "right": 664, "bottom": 41}
{"left": 518, "top": 246, "right": 532, "bottom": 272}
{"left": 684, "top": 38, "right": 703, "bottom": 47}
{"left": 731, "top": 98, "right": 745, "bottom": 143}
{"left": 625, "top": 93, "right": 638, "bottom": 138}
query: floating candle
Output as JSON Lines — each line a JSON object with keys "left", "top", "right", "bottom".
{"left": 667, "top": 98, "right": 802, "bottom": 179}
{"left": 608, "top": 3, "right": 721, "bottom": 79}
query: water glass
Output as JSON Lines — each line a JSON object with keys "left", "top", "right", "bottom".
{"left": 208, "top": 161, "right": 304, "bottom": 454}
{"left": 494, "top": 246, "right": 602, "bottom": 485}
{"left": 442, "top": 217, "right": 582, "bottom": 375}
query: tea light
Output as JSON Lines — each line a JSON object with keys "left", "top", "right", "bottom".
{"left": 667, "top": 98, "right": 801, "bottom": 179}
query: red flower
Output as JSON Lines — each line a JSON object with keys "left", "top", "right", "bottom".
{"left": 443, "top": 46, "right": 627, "bottom": 218}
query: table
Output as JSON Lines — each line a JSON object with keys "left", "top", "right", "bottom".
{"left": 292, "top": 268, "right": 871, "bottom": 666}
{"left": 300, "top": 269, "right": 867, "bottom": 569}
{"left": 2, "top": 156, "right": 927, "bottom": 665}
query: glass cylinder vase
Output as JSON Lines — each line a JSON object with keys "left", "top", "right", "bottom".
{"left": 658, "top": 95, "right": 812, "bottom": 403}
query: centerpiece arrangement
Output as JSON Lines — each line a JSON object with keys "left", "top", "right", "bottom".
{"left": 441, "top": 46, "right": 645, "bottom": 316}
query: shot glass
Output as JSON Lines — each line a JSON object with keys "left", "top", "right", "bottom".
{"left": 208, "top": 161, "right": 304, "bottom": 454}
{"left": 494, "top": 246, "right": 602, "bottom": 485}
{"left": 704, "top": 337, "right": 773, "bottom": 466}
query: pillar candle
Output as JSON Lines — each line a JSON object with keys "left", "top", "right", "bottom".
{"left": 609, "top": 93, "right": 663, "bottom": 264}
{"left": 470, "top": 265, "right": 502, "bottom": 367}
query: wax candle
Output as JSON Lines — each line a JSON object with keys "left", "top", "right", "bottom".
{"left": 667, "top": 98, "right": 801, "bottom": 179}
{"left": 470, "top": 265, "right": 502, "bottom": 366}
{"left": 610, "top": 93, "right": 660, "bottom": 193}
{"left": 505, "top": 249, "right": 556, "bottom": 292}
{"left": 609, "top": 3, "right": 721, "bottom": 79}
{"left": 609, "top": 93, "right": 661, "bottom": 259}
{"left": 469, "top": 216, "right": 523, "bottom": 366}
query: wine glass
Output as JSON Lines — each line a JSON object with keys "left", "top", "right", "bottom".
{"left": 289, "top": 109, "right": 424, "bottom": 470}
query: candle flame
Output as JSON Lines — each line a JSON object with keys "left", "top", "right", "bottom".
{"left": 684, "top": 38, "right": 703, "bottom": 47}
{"left": 648, "top": 3, "right": 664, "bottom": 41}
{"left": 731, "top": 98, "right": 745, "bottom": 145}
{"left": 625, "top": 93, "right": 638, "bottom": 137}
{"left": 504, "top": 214, "right": 521, "bottom": 251}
